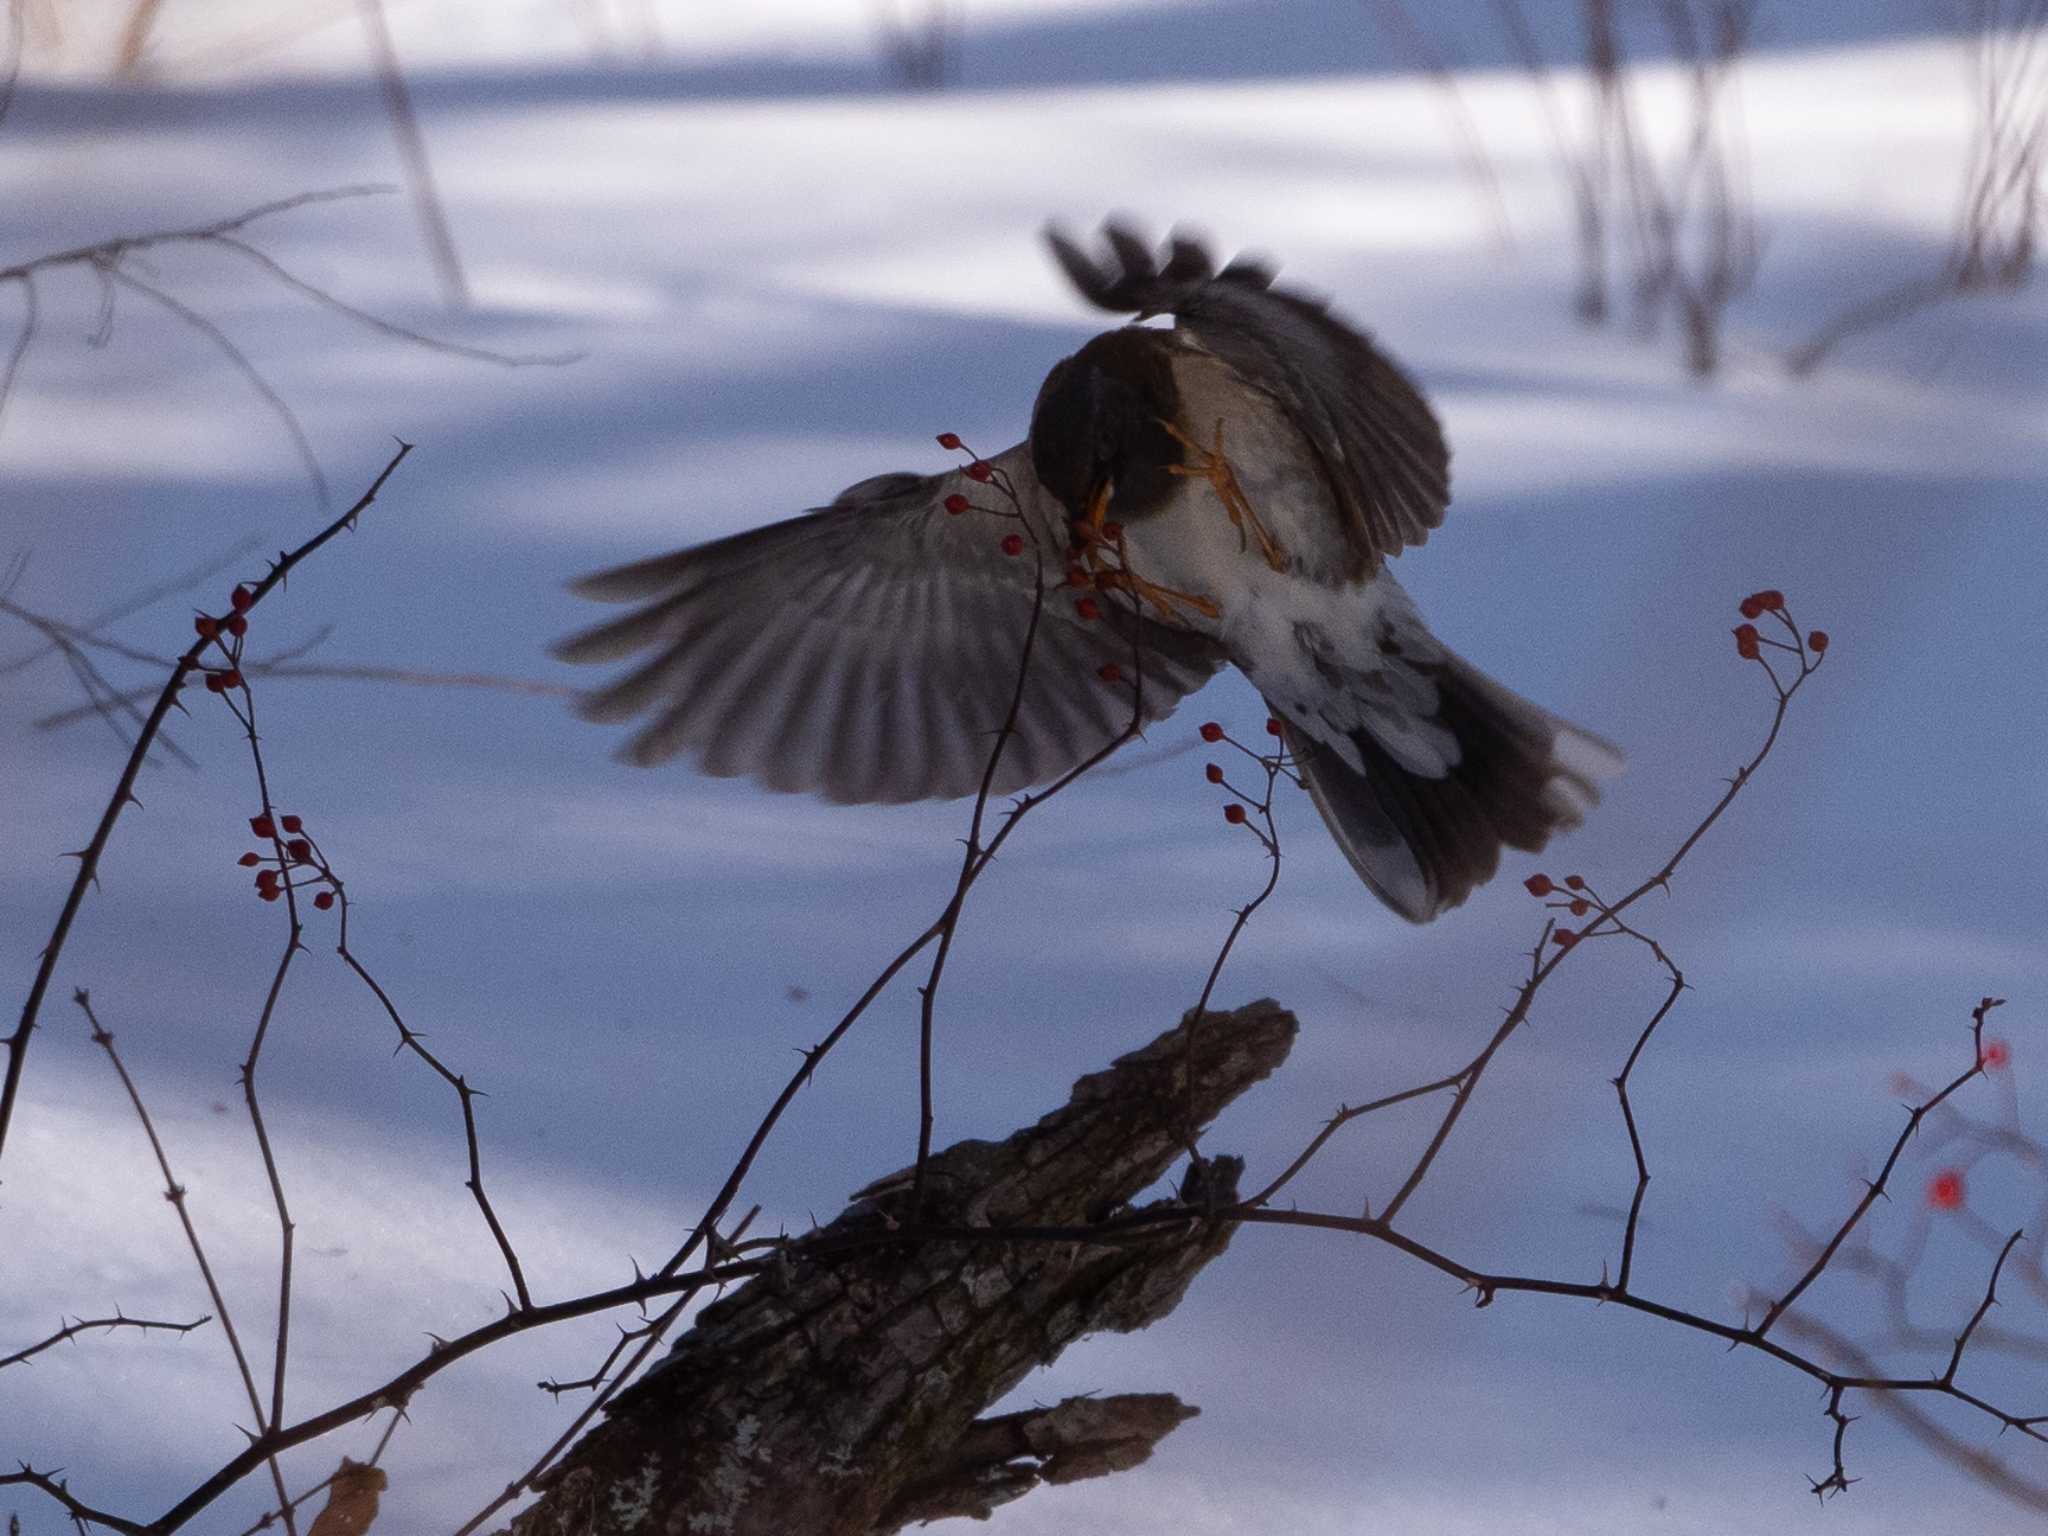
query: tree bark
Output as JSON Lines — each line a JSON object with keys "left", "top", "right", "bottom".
{"left": 503, "top": 1000, "right": 1297, "bottom": 1535}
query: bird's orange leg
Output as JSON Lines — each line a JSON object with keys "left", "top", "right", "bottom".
{"left": 1070, "top": 481, "right": 1222, "bottom": 623}
{"left": 1162, "top": 417, "right": 1289, "bottom": 573}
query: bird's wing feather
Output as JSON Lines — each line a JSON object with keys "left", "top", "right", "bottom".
{"left": 554, "top": 441, "right": 1226, "bottom": 803}
{"left": 1046, "top": 222, "right": 1449, "bottom": 575}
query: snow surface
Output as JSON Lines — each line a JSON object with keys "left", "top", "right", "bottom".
{"left": 5, "top": 3, "right": 2048, "bottom": 1533}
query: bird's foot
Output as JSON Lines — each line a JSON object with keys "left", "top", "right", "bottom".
{"left": 1095, "top": 565, "right": 1222, "bottom": 624}
{"left": 1162, "top": 417, "right": 1289, "bottom": 573}
{"left": 1070, "top": 486, "right": 1221, "bottom": 623}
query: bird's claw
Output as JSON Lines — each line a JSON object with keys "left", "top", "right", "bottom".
{"left": 1162, "top": 417, "right": 1289, "bottom": 573}
{"left": 1070, "top": 485, "right": 1221, "bottom": 623}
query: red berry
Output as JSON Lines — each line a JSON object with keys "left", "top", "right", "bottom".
{"left": 287, "top": 838, "right": 313, "bottom": 862}
{"left": 936, "top": 432, "right": 962, "bottom": 450}
{"left": 1564, "top": 875, "right": 1585, "bottom": 891}
{"left": 1205, "top": 763, "right": 1224, "bottom": 784}
{"left": 1199, "top": 722, "right": 1224, "bottom": 743}
{"left": 1554, "top": 929, "right": 1578, "bottom": 949}
{"left": 250, "top": 815, "right": 276, "bottom": 839}
{"left": 1097, "top": 663, "right": 1122, "bottom": 684}
{"left": 1265, "top": 718, "right": 1282, "bottom": 737}
{"left": 1569, "top": 898, "right": 1590, "bottom": 916}
{"left": 1927, "top": 1169, "right": 1965, "bottom": 1210}
{"left": 204, "top": 672, "right": 227, "bottom": 693}
{"left": 255, "top": 869, "right": 279, "bottom": 890}
{"left": 1808, "top": 629, "right": 1830, "bottom": 653}
{"left": 225, "top": 615, "right": 248, "bottom": 638}
{"left": 219, "top": 669, "right": 244, "bottom": 689}
{"left": 230, "top": 585, "right": 254, "bottom": 612}
{"left": 1223, "top": 803, "right": 1247, "bottom": 825}
{"left": 1524, "top": 874, "right": 1554, "bottom": 897}
{"left": 1000, "top": 533, "right": 1024, "bottom": 558}
{"left": 238, "top": 851, "right": 262, "bottom": 868}
{"left": 280, "top": 815, "right": 303, "bottom": 834}
{"left": 1733, "top": 623, "right": 1761, "bottom": 659}
{"left": 965, "top": 461, "right": 993, "bottom": 483}
{"left": 1075, "top": 596, "right": 1101, "bottom": 621}
{"left": 1100, "top": 521, "right": 1123, "bottom": 541}
{"left": 943, "top": 494, "right": 969, "bottom": 515}
{"left": 313, "top": 891, "right": 335, "bottom": 911}
{"left": 195, "top": 615, "right": 220, "bottom": 639}
{"left": 1982, "top": 1039, "right": 2012, "bottom": 1071}
{"left": 258, "top": 886, "right": 283, "bottom": 902}
{"left": 1750, "top": 589, "right": 1785, "bottom": 612}
{"left": 1738, "top": 596, "right": 1764, "bottom": 620}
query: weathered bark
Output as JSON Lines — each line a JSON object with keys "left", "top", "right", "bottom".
{"left": 503, "top": 1000, "right": 1296, "bottom": 1536}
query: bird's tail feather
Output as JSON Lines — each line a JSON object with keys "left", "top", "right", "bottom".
{"left": 1282, "top": 659, "right": 1620, "bottom": 924}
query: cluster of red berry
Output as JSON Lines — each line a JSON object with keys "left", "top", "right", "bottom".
{"left": 236, "top": 811, "right": 336, "bottom": 911}
{"left": 1199, "top": 718, "right": 1287, "bottom": 826}
{"left": 1524, "top": 872, "right": 1595, "bottom": 947}
{"left": 193, "top": 584, "right": 257, "bottom": 692}
{"left": 1731, "top": 588, "right": 1828, "bottom": 662}
{"left": 941, "top": 428, "right": 1117, "bottom": 635}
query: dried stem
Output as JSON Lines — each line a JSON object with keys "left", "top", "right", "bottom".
{"left": 0, "top": 442, "right": 413, "bottom": 1174}
{"left": 1791, "top": 0, "right": 2048, "bottom": 373}
{"left": 357, "top": 0, "right": 470, "bottom": 308}
{"left": 1, "top": 1311, "right": 211, "bottom": 1372}
{"left": 72, "top": 990, "right": 298, "bottom": 1532}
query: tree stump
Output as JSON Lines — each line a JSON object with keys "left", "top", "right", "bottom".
{"left": 503, "top": 1000, "right": 1297, "bottom": 1535}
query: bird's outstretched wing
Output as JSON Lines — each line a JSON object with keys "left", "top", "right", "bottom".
{"left": 554, "top": 442, "right": 1225, "bottom": 803}
{"left": 1046, "top": 221, "right": 1449, "bottom": 578}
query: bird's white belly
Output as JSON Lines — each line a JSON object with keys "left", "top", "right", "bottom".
{"left": 1117, "top": 474, "right": 1451, "bottom": 779}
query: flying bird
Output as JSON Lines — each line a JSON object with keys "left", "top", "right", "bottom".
{"left": 554, "top": 222, "right": 1619, "bottom": 921}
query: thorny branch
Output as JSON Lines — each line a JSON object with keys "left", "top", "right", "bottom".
{"left": 72, "top": 991, "right": 300, "bottom": 1534}
{"left": 0, "top": 441, "right": 413, "bottom": 1174}
{"left": 1, "top": 1312, "right": 211, "bottom": 1372}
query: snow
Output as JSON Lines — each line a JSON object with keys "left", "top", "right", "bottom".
{"left": 5, "top": 4, "right": 2048, "bottom": 1533}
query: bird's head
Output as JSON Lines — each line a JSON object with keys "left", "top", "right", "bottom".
{"left": 1028, "top": 328, "right": 1183, "bottom": 524}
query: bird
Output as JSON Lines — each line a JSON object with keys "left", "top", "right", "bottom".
{"left": 553, "top": 221, "right": 1620, "bottom": 922}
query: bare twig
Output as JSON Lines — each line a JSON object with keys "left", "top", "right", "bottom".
{"left": 0, "top": 534, "right": 263, "bottom": 678}
{"left": 1366, "top": 0, "right": 1515, "bottom": 250}
{"left": 32, "top": 661, "right": 573, "bottom": 732}
{"left": 357, "top": 0, "right": 469, "bottom": 308}
{"left": 333, "top": 893, "right": 535, "bottom": 1310}
{"left": 1773, "top": 1300, "right": 2048, "bottom": 1510}
{"left": 0, "top": 0, "right": 23, "bottom": 128}
{"left": 0, "top": 442, "right": 413, "bottom": 1174}
{"left": 112, "top": 0, "right": 167, "bottom": 76}
{"left": 1178, "top": 722, "right": 1291, "bottom": 1150}
{"left": 0, "top": 190, "right": 571, "bottom": 502}
{"left": 1, "top": 1311, "right": 211, "bottom": 1371}
{"left": 0, "top": 594, "right": 198, "bottom": 764}
{"left": 1791, "top": 0, "right": 2048, "bottom": 372}
{"left": 106, "top": 265, "right": 332, "bottom": 507}
{"left": 74, "top": 990, "right": 299, "bottom": 1532}
{"left": 0, "top": 270, "right": 36, "bottom": 435}
{"left": 871, "top": 0, "right": 953, "bottom": 88}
